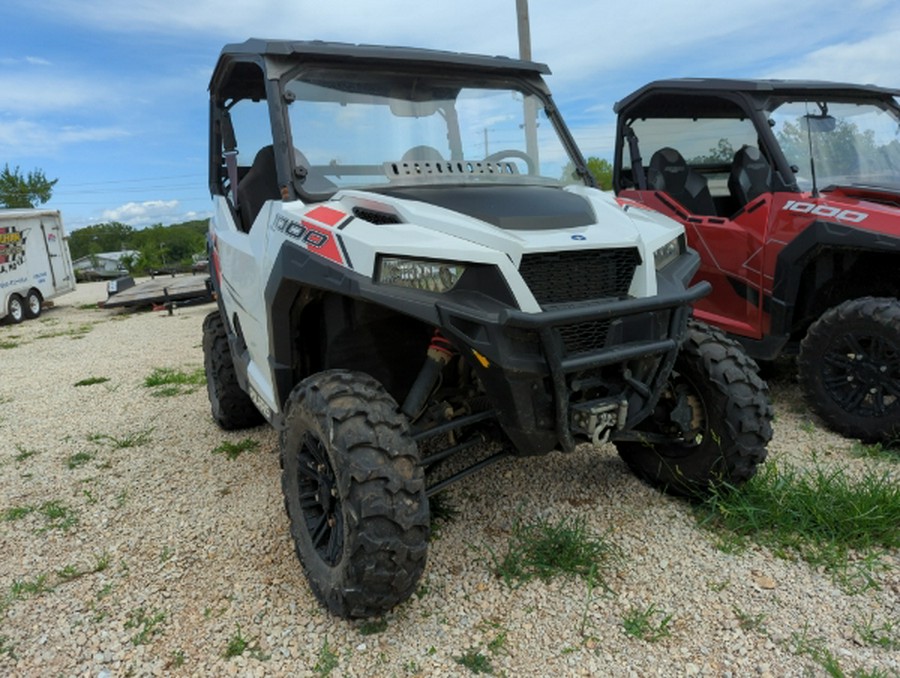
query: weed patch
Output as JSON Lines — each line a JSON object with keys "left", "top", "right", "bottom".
{"left": 696, "top": 462, "right": 900, "bottom": 589}
{"left": 144, "top": 366, "right": 205, "bottom": 396}
{"left": 66, "top": 451, "right": 94, "bottom": 469}
{"left": 313, "top": 639, "right": 339, "bottom": 676}
{"left": 454, "top": 648, "right": 493, "bottom": 674}
{"left": 212, "top": 438, "right": 259, "bottom": 461}
{"left": 88, "top": 428, "right": 153, "bottom": 449}
{"left": 125, "top": 607, "right": 166, "bottom": 645}
{"left": 490, "top": 514, "right": 621, "bottom": 589}
{"left": 622, "top": 604, "right": 673, "bottom": 642}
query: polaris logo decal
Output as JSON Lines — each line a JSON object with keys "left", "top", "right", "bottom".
{"left": 782, "top": 200, "right": 868, "bottom": 223}
{"left": 272, "top": 214, "right": 351, "bottom": 268}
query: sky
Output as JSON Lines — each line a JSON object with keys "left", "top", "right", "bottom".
{"left": 2, "top": 0, "right": 900, "bottom": 232}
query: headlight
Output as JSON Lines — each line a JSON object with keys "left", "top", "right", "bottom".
{"left": 653, "top": 235, "right": 685, "bottom": 270}
{"left": 377, "top": 256, "right": 465, "bottom": 293}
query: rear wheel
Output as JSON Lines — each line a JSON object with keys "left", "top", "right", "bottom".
{"left": 202, "top": 310, "right": 264, "bottom": 430}
{"left": 615, "top": 321, "right": 772, "bottom": 496}
{"left": 24, "top": 290, "right": 42, "bottom": 319}
{"left": 281, "top": 369, "right": 429, "bottom": 618}
{"left": 6, "top": 294, "right": 25, "bottom": 324}
{"left": 798, "top": 297, "right": 900, "bottom": 443}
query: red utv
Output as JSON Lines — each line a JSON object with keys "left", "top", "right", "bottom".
{"left": 613, "top": 79, "right": 900, "bottom": 443}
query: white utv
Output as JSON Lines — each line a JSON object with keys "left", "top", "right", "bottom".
{"left": 204, "top": 39, "right": 772, "bottom": 618}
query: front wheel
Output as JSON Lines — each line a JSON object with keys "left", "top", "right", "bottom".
{"left": 6, "top": 294, "right": 25, "bottom": 324}
{"left": 281, "top": 370, "right": 429, "bottom": 618}
{"left": 798, "top": 297, "right": 900, "bottom": 443}
{"left": 202, "top": 311, "right": 264, "bottom": 430}
{"left": 614, "top": 321, "right": 772, "bottom": 496}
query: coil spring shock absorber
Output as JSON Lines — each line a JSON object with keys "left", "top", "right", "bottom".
{"left": 401, "top": 330, "right": 455, "bottom": 420}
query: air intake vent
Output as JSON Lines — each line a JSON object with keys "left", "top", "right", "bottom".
{"left": 518, "top": 248, "right": 640, "bottom": 307}
{"left": 352, "top": 206, "right": 402, "bottom": 225}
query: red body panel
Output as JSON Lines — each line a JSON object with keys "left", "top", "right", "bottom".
{"left": 619, "top": 187, "right": 900, "bottom": 340}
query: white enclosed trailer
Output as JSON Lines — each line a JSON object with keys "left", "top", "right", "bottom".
{"left": 0, "top": 209, "right": 76, "bottom": 323}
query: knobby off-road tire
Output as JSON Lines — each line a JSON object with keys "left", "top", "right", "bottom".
{"left": 798, "top": 297, "right": 900, "bottom": 443}
{"left": 615, "top": 321, "right": 773, "bottom": 497}
{"left": 202, "top": 310, "right": 264, "bottom": 430}
{"left": 24, "top": 290, "right": 42, "bottom": 319}
{"left": 280, "top": 370, "right": 429, "bottom": 619}
{"left": 7, "top": 294, "right": 25, "bottom": 324}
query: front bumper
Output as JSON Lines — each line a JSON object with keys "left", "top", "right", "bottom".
{"left": 435, "top": 251, "right": 709, "bottom": 455}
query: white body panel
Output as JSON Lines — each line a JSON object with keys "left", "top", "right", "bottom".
{"left": 211, "top": 186, "right": 685, "bottom": 416}
{"left": 0, "top": 209, "right": 76, "bottom": 321}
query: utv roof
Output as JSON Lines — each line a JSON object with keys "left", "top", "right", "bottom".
{"left": 211, "top": 38, "right": 551, "bottom": 91}
{"left": 614, "top": 77, "right": 900, "bottom": 113}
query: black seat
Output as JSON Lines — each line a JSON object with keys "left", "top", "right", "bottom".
{"left": 237, "top": 145, "right": 281, "bottom": 230}
{"left": 728, "top": 146, "right": 771, "bottom": 208}
{"left": 647, "top": 147, "right": 717, "bottom": 216}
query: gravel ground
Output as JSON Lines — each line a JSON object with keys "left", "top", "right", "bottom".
{"left": 0, "top": 281, "right": 897, "bottom": 677}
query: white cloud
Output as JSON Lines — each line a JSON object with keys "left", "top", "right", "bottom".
{"left": 0, "top": 72, "right": 123, "bottom": 115}
{"left": 0, "top": 119, "right": 130, "bottom": 155}
{"left": 763, "top": 29, "right": 900, "bottom": 87}
{"left": 97, "top": 200, "right": 207, "bottom": 228}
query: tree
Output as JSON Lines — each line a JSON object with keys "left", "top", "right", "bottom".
{"left": 561, "top": 156, "right": 614, "bottom": 190}
{"left": 0, "top": 164, "right": 58, "bottom": 208}
{"left": 68, "top": 222, "right": 136, "bottom": 260}
{"left": 586, "top": 157, "right": 613, "bottom": 190}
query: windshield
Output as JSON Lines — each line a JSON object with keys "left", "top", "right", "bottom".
{"left": 282, "top": 66, "right": 585, "bottom": 194}
{"left": 769, "top": 99, "right": 900, "bottom": 190}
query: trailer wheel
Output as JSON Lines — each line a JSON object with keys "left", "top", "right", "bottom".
{"left": 24, "top": 290, "right": 42, "bottom": 319}
{"left": 281, "top": 369, "right": 429, "bottom": 618}
{"left": 202, "top": 310, "right": 264, "bottom": 430}
{"left": 798, "top": 297, "right": 900, "bottom": 443}
{"left": 615, "top": 321, "right": 772, "bottom": 497}
{"left": 6, "top": 294, "right": 25, "bottom": 324}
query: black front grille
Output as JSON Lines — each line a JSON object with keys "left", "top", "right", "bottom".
{"left": 518, "top": 248, "right": 641, "bottom": 307}
{"left": 558, "top": 318, "right": 613, "bottom": 356}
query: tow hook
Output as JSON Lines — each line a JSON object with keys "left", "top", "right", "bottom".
{"left": 572, "top": 399, "right": 629, "bottom": 446}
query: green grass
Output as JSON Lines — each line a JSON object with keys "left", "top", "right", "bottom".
{"left": 3, "top": 505, "right": 35, "bottom": 521}
{"left": 490, "top": 514, "right": 621, "bottom": 589}
{"left": 224, "top": 625, "right": 250, "bottom": 658}
{"left": 37, "top": 501, "right": 79, "bottom": 532}
{"left": 10, "top": 574, "right": 51, "bottom": 598}
{"left": 125, "top": 607, "right": 166, "bottom": 645}
{"left": 850, "top": 441, "right": 899, "bottom": 462}
{"left": 0, "top": 340, "right": 18, "bottom": 350}
{"left": 66, "top": 451, "right": 94, "bottom": 469}
{"left": 696, "top": 462, "right": 900, "bottom": 589}
{"left": 357, "top": 619, "right": 388, "bottom": 636}
{"left": 0, "top": 634, "right": 14, "bottom": 658}
{"left": 313, "top": 639, "right": 339, "bottom": 676}
{"left": 88, "top": 428, "right": 153, "bottom": 449}
{"left": 5, "top": 501, "right": 78, "bottom": 532}
{"left": 212, "top": 438, "right": 259, "bottom": 461}
{"left": 622, "top": 604, "right": 673, "bottom": 642}
{"left": 144, "top": 366, "right": 205, "bottom": 396}
{"left": 74, "top": 376, "right": 110, "bottom": 387}
{"left": 854, "top": 617, "right": 899, "bottom": 651}
{"left": 36, "top": 323, "right": 95, "bottom": 340}
{"left": 454, "top": 649, "right": 493, "bottom": 674}
{"left": 13, "top": 445, "right": 37, "bottom": 462}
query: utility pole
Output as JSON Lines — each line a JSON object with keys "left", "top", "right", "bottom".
{"left": 516, "top": 0, "right": 539, "bottom": 165}
{"left": 516, "top": 0, "right": 532, "bottom": 60}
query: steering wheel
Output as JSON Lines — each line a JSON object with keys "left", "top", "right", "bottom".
{"left": 483, "top": 149, "right": 536, "bottom": 174}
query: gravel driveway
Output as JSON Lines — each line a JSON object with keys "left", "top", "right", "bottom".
{"left": 1, "top": 281, "right": 897, "bottom": 677}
